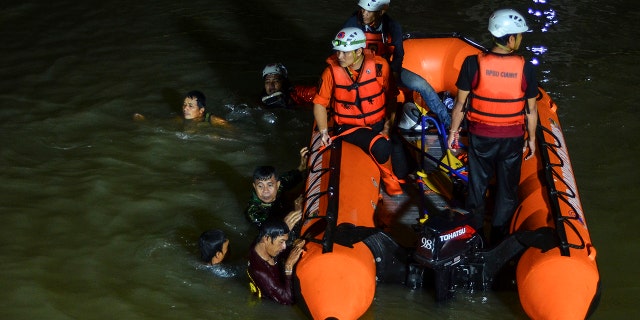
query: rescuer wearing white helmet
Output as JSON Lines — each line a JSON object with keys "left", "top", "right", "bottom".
{"left": 343, "top": 0, "right": 452, "bottom": 128}
{"left": 260, "top": 63, "right": 317, "bottom": 108}
{"left": 262, "top": 63, "right": 288, "bottom": 96}
{"left": 488, "top": 8, "right": 530, "bottom": 38}
{"left": 358, "top": 0, "right": 389, "bottom": 12}
{"left": 343, "top": 0, "right": 400, "bottom": 73}
{"left": 312, "top": 27, "right": 404, "bottom": 196}
{"left": 447, "top": 9, "right": 538, "bottom": 245}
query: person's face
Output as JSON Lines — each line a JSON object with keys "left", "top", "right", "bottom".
{"left": 212, "top": 239, "right": 229, "bottom": 264}
{"left": 336, "top": 50, "right": 358, "bottom": 68}
{"left": 360, "top": 8, "right": 382, "bottom": 26}
{"left": 265, "top": 234, "right": 289, "bottom": 258}
{"left": 264, "top": 74, "right": 283, "bottom": 95}
{"left": 513, "top": 33, "right": 523, "bottom": 50}
{"left": 183, "top": 97, "right": 204, "bottom": 120}
{"left": 253, "top": 175, "right": 280, "bottom": 203}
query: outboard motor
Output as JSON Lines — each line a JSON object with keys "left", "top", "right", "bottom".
{"left": 410, "top": 210, "right": 556, "bottom": 301}
{"left": 412, "top": 210, "right": 486, "bottom": 301}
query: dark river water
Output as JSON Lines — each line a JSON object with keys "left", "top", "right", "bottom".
{"left": 1, "top": 0, "right": 638, "bottom": 319}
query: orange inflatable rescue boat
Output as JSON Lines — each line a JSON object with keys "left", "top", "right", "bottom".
{"left": 293, "top": 34, "right": 600, "bottom": 320}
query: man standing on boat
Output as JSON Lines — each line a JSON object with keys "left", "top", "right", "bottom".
{"left": 342, "top": 0, "right": 451, "bottom": 127}
{"left": 447, "top": 9, "right": 538, "bottom": 244}
{"left": 313, "top": 27, "right": 403, "bottom": 196}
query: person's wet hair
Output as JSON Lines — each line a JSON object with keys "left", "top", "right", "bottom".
{"left": 185, "top": 90, "right": 207, "bottom": 109}
{"left": 199, "top": 229, "right": 227, "bottom": 263}
{"left": 253, "top": 165, "right": 278, "bottom": 182}
{"left": 257, "top": 219, "right": 289, "bottom": 241}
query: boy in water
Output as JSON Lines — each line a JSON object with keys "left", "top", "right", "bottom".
{"left": 133, "top": 90, "right": 228, "bottom": 128}
{"left": 199, "top": 229, "right": 229, "bottom": 265}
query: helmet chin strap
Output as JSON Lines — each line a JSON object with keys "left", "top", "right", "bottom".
{"left": 351, "top": 50, "right": 365, "bottom": 70}
{"left": 494, "top": 41, "right": 514, "bottom": 53}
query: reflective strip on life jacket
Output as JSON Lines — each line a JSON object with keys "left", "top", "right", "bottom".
{"left": 467, "top": 53, "right": 526, "bottom": 126}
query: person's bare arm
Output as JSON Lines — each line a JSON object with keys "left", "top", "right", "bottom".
{"left": 314, "top": 104, "right": 331, "bottom": 146}
{"left": 523, "top": 97, "right": 538, "bottom": 160}
{"left": 447, "top": 89, "right": 469, "bottom": 149}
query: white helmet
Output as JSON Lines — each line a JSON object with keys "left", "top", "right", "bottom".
{"left": 262, "top": 63, "right": 288, "bottom": 78}
{"left": 332, "top": 27, "right": 367, "bottom": 52}
{"left": 397, "top": 102, "right": 427, "bottom": 131}
{"left": 358, "top": 0, "right": 390, "bottom": 12}
{"left": 488, "top": 9, "right": 529, "bottom": 38}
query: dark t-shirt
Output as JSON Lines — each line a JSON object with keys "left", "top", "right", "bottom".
{"left": 247, "top": 246, "right": 294, "bottom": 305}
{"left": 456, "top": 52, "right": 538, "bottom": 137}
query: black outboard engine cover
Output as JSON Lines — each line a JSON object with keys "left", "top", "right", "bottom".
{"left": 412, "top": 211, "right": 484, "bottom": 301}
{"left": 414, "top": 211, "right": 482, "bottom": 269}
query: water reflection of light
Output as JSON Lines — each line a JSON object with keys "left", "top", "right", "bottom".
{"left": 526, "top": 0, "right": 557, "bottom": 72}
{"left": 528, "top": 6, "right": 557, "bottom": 33}
{"left": 531, "top": 46, "right": 548, "bottom": 55}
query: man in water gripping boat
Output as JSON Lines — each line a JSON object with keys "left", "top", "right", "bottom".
{"left": 261, "top": 63, "right": 317, "bottom": 109}
{"left": 313, "top": 27, "right": 404, "bottom": 196}
{"left": 247, "top": 219, "right": 305, "bottom": 305}
{"left": 447, "top": 9, "right": 538, "bottom": 244}
{"left": 199, "top": 229, "right": 229, "bottom": 265}
{"left": 342, "top": 0, "right": 451, "bottom": 127}
{"left": 245, "top": 147, "right": 309, "bottom": 231}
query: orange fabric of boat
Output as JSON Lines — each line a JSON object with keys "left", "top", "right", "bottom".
{"left": 513, "top": 88, "right": 599, "bottom": 319}
{"left": 296, "top": 242, "right": 377, "bottom": 320}
{"left": 335, "top": 142, "right": 380, "bottom": 227}
{"left": 297, "top": 139, "right": 381, "bottom": 319}
{"left": 301, "top": 131, "right": 332, "bottom": 223}
{"left": 517, "top": 246, "right": 599, "bottom": 320}
{"left": 402, "top": 37, "right": 482, "bottom": 95}
{"left": 514, "top": 89, "right": 592, "bottom": 243}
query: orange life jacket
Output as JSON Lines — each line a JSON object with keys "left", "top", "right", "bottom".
{"left": 327, "top": 51, "right": 386, "bottom": 126}
{"left": 364, "top": 30, "right": 394, "bottom": 62}
{"left": 467, "top": 53, "right": 526, "bottom": 126}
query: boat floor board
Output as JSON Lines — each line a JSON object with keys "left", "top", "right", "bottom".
{"left": 375, "top": 185, "right": 423, "bottom": 248}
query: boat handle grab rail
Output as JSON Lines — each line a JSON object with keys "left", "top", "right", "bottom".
{"left": 537, "top": 124, "right": 587, "bottom": 256}
{"left": 540, "top": 126, "right": 587, "bottom": 251}
{"left": 298, "top": 132, "right": 341, "bottom": 253}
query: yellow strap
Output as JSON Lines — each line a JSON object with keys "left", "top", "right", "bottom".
{"left": 414, "top": 102, "right": 429, "bottom": 116}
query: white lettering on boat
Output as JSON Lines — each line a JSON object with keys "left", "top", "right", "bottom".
{"left": 550, "top": 119, "right": 586, "bottom": 226}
